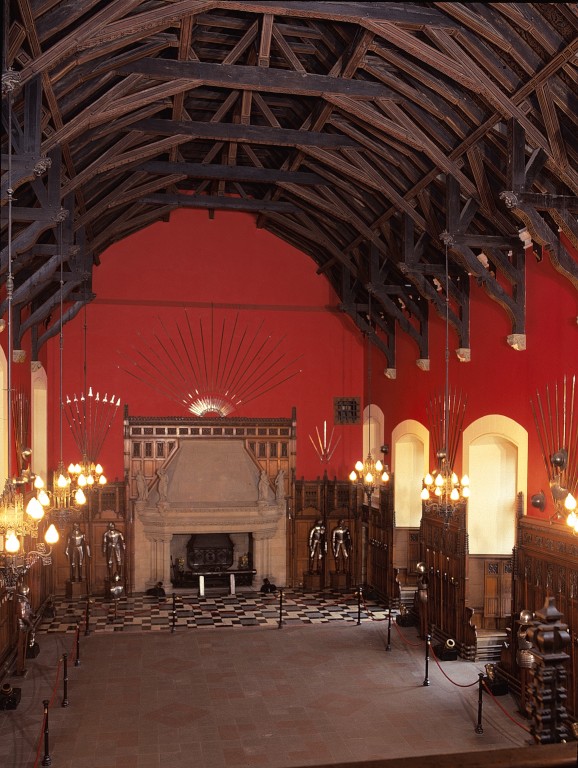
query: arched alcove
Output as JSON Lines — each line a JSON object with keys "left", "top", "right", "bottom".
{"left": 391, "top": 419, "right": 428, "bottom": 583}
{"left": 363, "top": 403, "right": 384, "bottom": 465}
{"left": 31, "top": 363, "right": 48, "bottom": 481}
{"left": 392, "top": 420, "right": 428, "bottom": 528}
{"left": 463, "top": 415, "right": 528, "bottom": 555}
{"left": 462, "top": 415, "right": 528, "bottom": 627}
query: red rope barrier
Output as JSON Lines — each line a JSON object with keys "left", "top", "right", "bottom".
{"left": 356, "top": 591, "right": 388, "bottom": 622}
{"left": 429, "top": 643, "right": 478, "bottom": 688}
{"left": 391, "top": 617, "right": 422, "bottom": 647}
{"left": 48, "top": 655, "right": 63, "bottom": 707}
{"left": 481, "top": 678, "right": 532, "bottom": 733}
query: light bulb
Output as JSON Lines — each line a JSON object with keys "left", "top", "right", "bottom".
{"left": 77, "top": 473, "right": 87, "bottom": 487}
{"left": 5, "top": 531, "right": 20, "bottom": 553}
{"left": 381, "top": 470, "right": 389, "bottom": 482}
{"left": 424, "top": 473, "right": 433, "bottom": 486}
{"left": 564, "top": 493, "right": 577, "bottom": 511}
{"left": 434, "top": 487, "right": 442, "bottom": 497}
{"left": 451, "top": 472, "right": 458, "bottom": 485}
{"left": 99, "top": 474, "right": 107, "bottom": 485}
{"left": 375, "top": 459, "right": 383, "bottom": 472}
{"left": 462, "top": 486, "right": 470, "bottom": 498}
{"left": 461, "top": 475, "right": 470, "bottom": 486}
{"left": 37, "top": 489, "right": 50, "bottom": 507}
{"left": 34, "top": 475, "right": 45, "bottom": 489}
{"left": 450, "top": 488, "right": 459, "bottom": 501}
{"left": 95, "top": 464, "right": 103, "bottom": 475}
{"left": 68, "top": 463, "right": 76, "bottom": 474}
{"left": 355, "top": 461, "right": 364, "bottom": 473}
{"left": 86, "top": 474, "right": 95, "bottom": 486}
{"left": 45, "top": 524, "right": 59, "bottom": 545}
{"left": 421, "top": 487, "right": 430, "bottom": 500}
{"left": 365, "top": 472, "right": 374, "bottom": 484}
{"left": 567, "top": 511, "right": 577, "bottom": 528}
{"left": 57, "top": 473, "right": 68, "bottom": 488}
{"left": 75, "top": 488, "right": 87, "bottom": 505}
{"left": 434, "top": 473, "right": 444, "bottom": 487}
{"left": 349, "top": 471, "right": 357, "bottom": 482}
{"left": 26, "top": 496, "right": 45, "bottom": 520}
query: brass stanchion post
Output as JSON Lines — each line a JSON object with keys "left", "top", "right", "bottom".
{"left": 278, "top": 588, "right": 284, "bottom": 629}
{"left": 41, "top": 699, "right": 52, "bottom": 766}
{"left": 475, "top": 672, "right": 484, "bottom": 733}
{"left": 61, "top": 653, "right": 69, "bottom": 708}
{"left": 422, "top": 633, "right": 431, "bottom": 686}
{"left": 74, "top": 622, "right": 81, "bottom": 666}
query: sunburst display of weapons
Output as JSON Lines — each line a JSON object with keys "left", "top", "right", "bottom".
{"left": 121, "top": 309, "right": 303, "bottom": 417}
{"left": 530, "top": 374, "right": 577, "bottom": 530}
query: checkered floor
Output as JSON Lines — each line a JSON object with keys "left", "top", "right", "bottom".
{"left": 39, "top": 589, "right": 394, "bottom": 633}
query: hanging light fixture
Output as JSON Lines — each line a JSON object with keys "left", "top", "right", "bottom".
{"left": 349, "top": 290, "right": 389, "bottom": 504}
{"left": 49, "top": 230, "right": 89, "bottom": 524}
{"left": 420, "top": 239, "right": 469, "bottom": 522}
{"left": 0, "top": 69, "right": 59, "bottom": 590}
{"left": 60, "top": 301, "right": 120, "bottom": 498}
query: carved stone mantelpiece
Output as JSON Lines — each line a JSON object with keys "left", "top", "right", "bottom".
{"left": 127, "top": 414, "right": 294, "bottom": 591}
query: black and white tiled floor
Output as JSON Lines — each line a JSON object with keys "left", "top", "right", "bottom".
{"left": 39, "top": 589, "right": 393, "bottom": 634}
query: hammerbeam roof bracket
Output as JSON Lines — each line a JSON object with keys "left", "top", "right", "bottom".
{"left": 339, "top": 268, "right": 394, "bottom": 367}
{"left": 398, "top": 214, "right": 470, "bottom": 352}
{"left": 501, "top": 121, "right": 578, "bottom": 291}
{"left": 367, "top": 243, "right": 429, "bottom": 363}
{"left": 443, "top": 176, "right": 526, "bottom": 339}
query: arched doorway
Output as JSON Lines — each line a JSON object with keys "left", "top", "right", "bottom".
{"left": 463, "top": 416, "right": 528, "bottom": 629}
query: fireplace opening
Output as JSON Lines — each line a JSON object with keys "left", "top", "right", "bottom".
{"left": 170, "top": 532, "right": 255, "bottom": 588}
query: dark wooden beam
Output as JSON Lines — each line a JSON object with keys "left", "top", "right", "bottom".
{"left": 130, "top": 118, "right": 360, "bottom": 148}
{"left": 139, "top": 193, "right": 299, "bottom": 214}
{"left": 511, "top": 192, "right": 578, "bottom": 214}
{"left": 118, "top": 59, "right": 398, "bottom": 100}
{"left": 141, "top": 160, "right": 325, "bottom": 185}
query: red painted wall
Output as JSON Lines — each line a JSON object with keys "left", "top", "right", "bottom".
{"left": 4, "top": 210, "right": 575, "bottom": 523}
{"left": 45, "top": 210, "right": 365, "bottom": 482}
{"left": 373, "top": 240, "right": 577, "bottom": 520}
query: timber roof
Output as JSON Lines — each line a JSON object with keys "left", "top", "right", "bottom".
{"left": 2, "top": 1, "right": 578, "bottom": 368}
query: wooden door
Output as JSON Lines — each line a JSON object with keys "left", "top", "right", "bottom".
{"left": 483, "top": 558, "right": 512, "bottom": 626}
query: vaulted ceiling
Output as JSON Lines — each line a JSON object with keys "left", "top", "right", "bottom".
{"left": 2, "top": 2, "right": 577, "bottom": 368}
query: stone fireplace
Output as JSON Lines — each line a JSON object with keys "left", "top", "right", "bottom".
{"left": 126, "top": 414, "right": 294, "bottom": 593}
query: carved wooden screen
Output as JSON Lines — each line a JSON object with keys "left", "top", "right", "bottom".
{"left": 419, "top": 503, "right": 468, "bottom": 647}
{"left": 292, "top": 477, "right": 356, "bottom": 589}
{"left": 366, "top": 481, "right": 396, "bottom": 606}
{"left": 509, "top": 517, "right": 578, "bottom": 719}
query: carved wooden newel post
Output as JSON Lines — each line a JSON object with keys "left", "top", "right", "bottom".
{"left": 526, "top": 596, "right": 572, "bottom": 744}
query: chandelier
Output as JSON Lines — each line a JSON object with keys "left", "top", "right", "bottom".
{"left": 1, "top": 69, "right": 59, "bottom": 589}
{"left": 530, "top": 375, "right": 578, "bottom": 533}
{"left": 349, "top": 290, "right": 389, "bottom": 503}
{"left": 420, "top": 239, "right": 469, "bottom": 522}
{"left": 51, "top": 298, "right": 120, "bottom": 517}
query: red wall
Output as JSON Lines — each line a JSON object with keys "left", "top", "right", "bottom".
{"left": 45, "top": 210, "right": 365, "bottom": 481}
{"left": 6, "top": 209, "right": 574, "bottom": 522}
{"left": 374, "top": 240, "right": 577, "bottom": 519}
